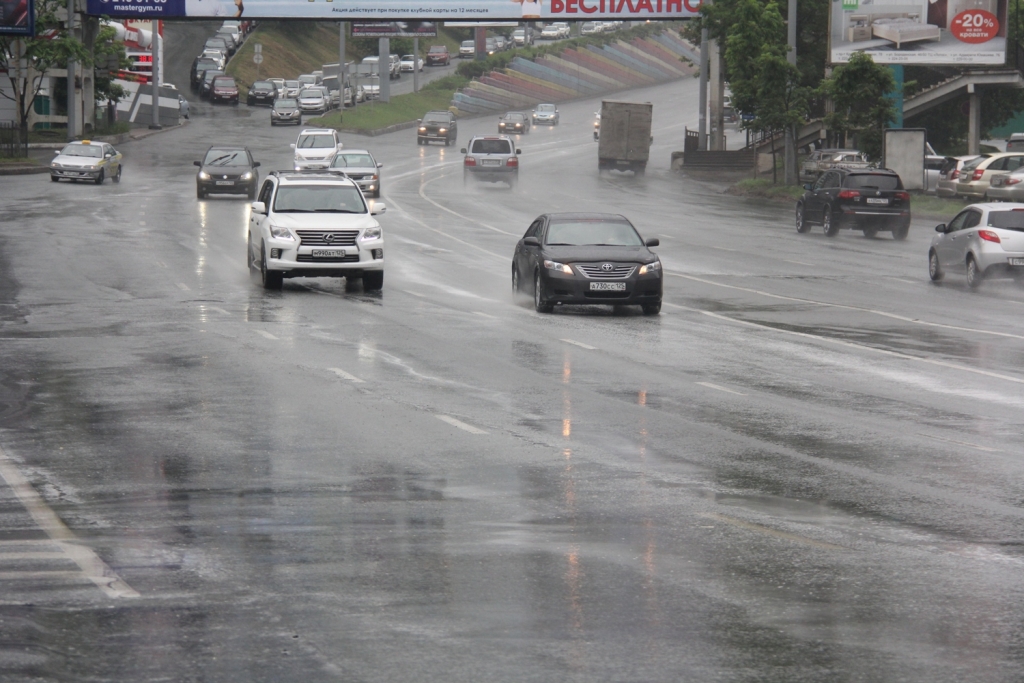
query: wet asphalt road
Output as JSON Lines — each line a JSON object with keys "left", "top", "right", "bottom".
{"left": 2, "top": 55, "right": 1024, "bottom": 683}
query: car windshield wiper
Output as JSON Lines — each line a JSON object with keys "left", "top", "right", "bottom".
{"left": 310, "top": 209, "right": 362, "bottom": 213}
{"left": 207, "top": 155, "right": 235, "bottom": 165}
{"left": 544, "top": 242, "right": 574, "bottom": 246}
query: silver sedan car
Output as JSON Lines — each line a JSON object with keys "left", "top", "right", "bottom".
{"left": 328, "top": 149, "right": 383, "bottom": 198}
{"left": 935, "top": 155, "right": 986, "bottom": 198}
{"left": 929, "top": 203, "right": 1024, "bottom": 288}
{"left": 984, "top": 169, "right": 1024, "bottom": 201}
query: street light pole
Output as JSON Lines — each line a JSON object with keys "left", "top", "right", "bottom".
{"left": 66, "top": 0, "right": 76, "bottom": 141}
{"left": 784, "top": 0, "right": 797, "bottom": 184}
{"left": 150, "top": 21, "right": 162, "bottom": 130}
{"left": 698, "top": 25, "right": 709, "bottom": 151}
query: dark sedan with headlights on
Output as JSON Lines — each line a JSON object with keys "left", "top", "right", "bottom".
{"left": 512, "top": 213, "right": 663, "bottom": 314}
{"left": 247, "top": 80, "right": 278, "bottom": 106}
{"left": 498, "top": 111, "right": 530, "bottom": 134}
{"left": 194, "top": 146, "right": 260, "bottom": 199}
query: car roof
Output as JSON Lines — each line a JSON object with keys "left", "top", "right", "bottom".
{"left": 962, "top": 202, "right": 1024, "bottom": 212}
{"left": 204, "top": 146, "right": 249, "bottom": 152}
{"left": 298, "top": 128, "right": 336, "bottom": 135}
{"left": 468, "top": 135, "right": 514, "bottom": 141}
{"left": 337, "top": 149, "right": 372, "bottom": 156}
{"left": 545, "top": 212, "right": 630, "bottom": 222}
{"left": 272, "top": 171, "right": 357, "bottom": 186}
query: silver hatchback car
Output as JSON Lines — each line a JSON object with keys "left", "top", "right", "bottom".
{"left": 929, "top": 203, "right": 1024, "bottom": 288}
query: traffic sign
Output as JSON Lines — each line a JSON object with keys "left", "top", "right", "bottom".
{"left": 254, "top": 43, "right": 262, "bottom": 53}
{"left": 253, "top": 53, "right": 264, "bottom": 65}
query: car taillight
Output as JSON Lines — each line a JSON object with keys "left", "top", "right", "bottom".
{"left": 972, "top": 168, "right": 985, "bottom": 181}
{"left": 464, "top": 156, "right": 476, "bottom": 166}
{"left": 1008, "top": 177, "right": 1022, "bottom": 185}
{"left": 979, "top": 230, "right": 1001, "bottom": 243}
{"left": 950, "top": 169, "right": 960, "bottom": 180}
{"left": 895, "top": 191, "right": 910, "bottom": 201}
{"left": 837, "top": 189, "right": 860, "bottom": 199}
{"left": 506, "top": 157, "right": 518, "bottom": 167}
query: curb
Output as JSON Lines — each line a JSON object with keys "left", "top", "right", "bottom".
{"left": 351, "top": 120, "right": 421, "bottom": 137}
{"left": 26, "top": 119, "right": 188, "bottom": 149}
{"left": 0, "top": 165, "right": 50, "bottom": 176}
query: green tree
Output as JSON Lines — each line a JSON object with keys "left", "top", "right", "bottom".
{"left": 821, "top": 52, "right": 896, "bottom": 160}
{"left": 0, "top": 0, "right": 89, "bottom": 143}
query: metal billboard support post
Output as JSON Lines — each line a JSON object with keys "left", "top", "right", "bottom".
{"left": 66, "top": 0, "right": 76, "bottom": 141}
{"left": 340, "top": 22, "right": 347, "bottom": 103}
{"left": 379, "top": 37, "right": 390, "bottom": 103}
{"left": 150, "top": 21, "right": 162, "bottom": 130}
{"left": 784, "top": 0, "right": 797, "bottom": 185}
{"left": 413, "top": 37, "right": 420, "bottom": 93}
{"left": 698, "top": 26, "right": 708, "bottom": 151}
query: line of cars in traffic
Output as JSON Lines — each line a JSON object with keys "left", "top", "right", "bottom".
{"left": 189, "top": 20, "right": 254, "bottom": 105}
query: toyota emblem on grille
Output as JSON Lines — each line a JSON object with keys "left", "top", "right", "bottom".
{"left": 601, "top": 263, "right": 614, "bottom": 272}
{"left": 324, "top": 233, "right": 336, "bottom": 243}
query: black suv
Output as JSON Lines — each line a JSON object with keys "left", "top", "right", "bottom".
{"left": 796, "top": 168, "right": 911, "bottom": 240}
{"left": 247, "top": 80, "right": 277, "bottom": 106}
{"left": 417, "top": 110, "right": 458, "bottom": 146}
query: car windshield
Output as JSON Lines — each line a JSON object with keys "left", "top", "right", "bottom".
{"left": 203, "top": 150, "right": 249, "bottom": 166}
{"left": 423, "top": 115, "right": 448, "bottom": 124}
{"left": 285, "top": 80, "right": 300, "bottom": 88}
{"left": 845, "top": 174, "right": 902, "bottom": 190}
{"left": 545, "top": 220, "right": 643, "bottom": 246}
{"left": 275, "top": 99, "right": 297, "bottom": 107}
{"left": 299, "top": 76, "right": 316, "bottom": 83}
{"left": 963, "top": 157, "right": 986, "bottom": 171}
{"left": 273, "top": 185, "right": 366, "bottom": 213}
{"left": 62, "top": 144, "right": 102, "bottom": 158}
{"left": 402, "top": 55, "right": 414, "bottom": 61}
{"left": 253, "top": 81, "right": 273, "bottom": 89}
{"left": 537, "top": 104, "right": 555, "bottom": 112}
{"left": 462, "top": 41, "right": 474, "bottom": 47}
{"left": 213, "top": 78, "right": 235, "bottom": 87}
{"left": 987, "top": 211, "right": 1024, "bottom": 231}
{"left": 297, "top": 135, "right": 336, "bottom": 149}
{"left": 331, "top": 153, "right": 375, "bottom": 168}
{"left": 204, "top": 72, "right": 224, "bottom": 82}
{"left": 504, "top": 114, "right": 525, "bottom": 121}
{"left": 300, "top": 89, "right": 322, "bottom": 98}
{"left": 471, "top": 139, "right": 512, "bottom": 154}
{"left": 429, "top": 46, "right": 445, "bottom": 52}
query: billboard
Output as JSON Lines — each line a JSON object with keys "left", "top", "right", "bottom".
{"left": 84, "top": 0, "right": 702, "bottom": 20}
{"left": 0, "top": 0, "right": 34, "bottom": 36}
{"left": 830, "top": 0, "right": 1006, "bottom": 65}
{"left": 351, "top": 21, "right": 437, "bottom": 37}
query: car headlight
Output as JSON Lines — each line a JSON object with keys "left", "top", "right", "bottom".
{"left": 639, "top": 261, "right": 661, "bottom": 275}
{"left": 361, "top": 226, "right": 382, "bottom": 240}
{"left": 51, "top": 162, "right": 61, "bottom": 169}
{"left": 543, "top": 260, "right": 573, "bottom": 275}
{"left": 240, "top": 171, "right": 253, "bottom": 180}
{"left": 198, "top": 171, "right": 211, "bottom": 180}
{"left": 418, "top": 127, "right": 427, "bottom": 132}
{"left": 439, "top": 128, "right": 447, "bottom": 133}
{"left": 269, "top": 224, "right": 295, "bottom": 241}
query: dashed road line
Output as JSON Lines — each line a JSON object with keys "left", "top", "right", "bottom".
{"left": 782, "top": 259, "right": 815, "bottom": 266}
{"left": 696, "top": 381, "right": 747, "bottom": 396}
{"left": 472, "top": 311, "right": 497, "bottom": 319}
{"left": 436, "top": 415, "right": 488, "bottom": 434}
{"left": 561, "top": 339, "right": 597, "bottom": 350}
{"left": 700, "top": 512, "right": 849, "bottom": 551}
{"left": 256, "top": 330, "right": 278, "bottom": 340}
{"left": 917, "top": 433, "right": 1000, "bottom": 453}
{"left": 328, "top": 367, "right": 365, "bottom": 384}
{"left": 176, "top": 282, "right": 191, "bottom": 291}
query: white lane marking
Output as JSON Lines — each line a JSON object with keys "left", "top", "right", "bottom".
{"left": 707, "top": 246, "right": 737, "bottom": 252}
{"left": 669, "top": 272, "right": 1024, "bottom": 342}
{"left": 700, "top": 513, "right": 848, "bottom": 550}
{"left": 0, "top": 571, "right": 87, "bottom": 581}
{"left": 891, "top": 277, "right": 916, "bottom": 284}
{"left": 561, "top": 338, "right": 597, "bottom": 350}
{"left": 403, "top": 289, "right": 426, "bottom": 297}
{"left": 416, "top": 174, "right": 515, "bottom": 236}
{"left": 0, "top": 551, "right": 66, "bottom": 560}
{"left": 155, "top": 261, "right": 168, "bottom": 269}
{"left": 436, "top": 415, "right": 488, "bottom": 434}
{"left": 328, "top": 367, "right": 365, "bottom": 384}
{"left": 385, "top": 194, "right": 507, "bottom": 262}
{"left": 473, "top": 311, "right": 497, "bottom": 319}
{"left": 696, "top": 381, "right": 747, "bottom": 396}
{"left": 256, "top": 330, "right": 278, "bottom": 340}
{"left": 782, "top": 259, "right": 814, "bottom": 267}
{"left": 209, "top": 306, "right": 230, "bottom": 315}
{"left": 176, "top": 282, "right": 191, "bottom": 291}
{"left": 917, "top": 433, "right": 1000, "bottom": 453}
{"left": 0, "top": 445, "right": 139, "bottom": 598}
{"left": 674, "top": 303, "right": 1024, "bottom": 386}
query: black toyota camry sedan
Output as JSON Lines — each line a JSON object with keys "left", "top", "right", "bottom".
{"left": 512, "top": 213, "right": 662, "bottom": 314}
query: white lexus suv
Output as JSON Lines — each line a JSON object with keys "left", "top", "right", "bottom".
{"left": 248, "top": 171, "right": 385, "bottom": 290}
{"left": 291, "top": 128, "right": 342, "bottom": 170}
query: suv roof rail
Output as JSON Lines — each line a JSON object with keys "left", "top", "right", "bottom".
{"left": 268, "top": 169, "right": 351, "bottom": 180}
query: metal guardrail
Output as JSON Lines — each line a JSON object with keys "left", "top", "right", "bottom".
{"left": 0, "top": 121, "right": 28, "bottom": 159}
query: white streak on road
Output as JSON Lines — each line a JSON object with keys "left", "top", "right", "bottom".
{"left": 696, "top": 381, "right": 747, "bottom": 396}
{"left": 256, "top": 330, "right": 278, "bottom": 340}
{"left": 917, "top": 433, "right": 1000, "bottom": 453}
{"left": 561, "top": 339, "right": 597, "bottom": 350}
{"left": 436, "top": 415, "right": 488, "bottom": 434}
{"left": 329, "top": 367, "right": 365, "bottom": 384}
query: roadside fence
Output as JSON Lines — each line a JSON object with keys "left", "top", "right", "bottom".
{"left": 0, "top": 121, "right": 28, "bottom": 159}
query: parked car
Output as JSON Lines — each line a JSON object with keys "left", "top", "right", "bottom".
{"left": 511, "top": 213, "right": 663, "bottom": 315}
{"left": 498, "top": 111, "right": 530, "bottom": 134}
{"left": 270, "top": 98, "right": 302, "bottom": 126}
{"left": 955, "top": 153, "right": 1024, "bottom": 199}
{"left": 799, "top": 148, "right": 871, "bottom": 183}
{"left": 417, "top": 110, "right": 458, "bottom": 146}
{"left": 209, "top": 75, "right": 239, "bottom": 105}
{"left": 247, "top": 80, "right": 277, "bottom": 106}
{"left": 795, "top": 168, "right": 911, "bottom": 240}
{"left": 194, "top": 146, "right": 259, "bottom": 199}
{"left": 462, "top": 135, "right": 520, "bottom": 188}
{"left": 532, "top": 103, "right": 559, "bottom": 126}
{"left": 459, "top": 40, "right": 476, "bottom": 58}
{"left": 400, "top": 54, "right": 424, "bottom": 72}
{"left": 936, "top": 155, "right": 987, "bottom": 198}
{"left": 1006, "top": 132, "right": 1024, "bottom": 152}
{"left": 929, "top": 203, "right": 1024, "bottom": 288}
{"left": 329, "top": 149, "right": 383, "bottom": 198}
{"left": 425, "top": 45, "right": 451, "bottom": 66}
{"left": 984, "top": 168, "right": 1024, "bottom": 201}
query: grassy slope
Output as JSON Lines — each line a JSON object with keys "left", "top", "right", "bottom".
{"left": 310, "top": 79, "right": 468, "bottom": 132}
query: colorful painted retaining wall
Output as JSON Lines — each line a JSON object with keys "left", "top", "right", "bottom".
{"left": 451, "top": 31, "right": 698, "bottom": 116}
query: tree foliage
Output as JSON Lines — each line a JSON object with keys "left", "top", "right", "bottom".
{"left": 820, "top": 52, "right": 896, "bottom": 160}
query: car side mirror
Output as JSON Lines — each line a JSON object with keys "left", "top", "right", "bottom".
{"left": 370, "top": 202, "right": 386, "bottom": 215}
{"left": 523, "top": 236, "right": 541, "bottom": 247}
{"left": 250, "top": 201, "right": 266, "bottom": 214}
{"left": 290, "top": 144, "right": 296, "bottom": 149}
{"left": 194, "top": 160, "right": 202, "bottom": 166}
{"left": 377, "top": 162, "right": 383, "bottom": 168}
{"left": 459, "top": 148, "right": 467, "bottom": 154}
{"left": 53, "top": 150, "right": 60, "bottom": 155}
{"left": 105, "top": 152, "right": 113, "bottom": 158}
{"left": 516, "top": 149, "right": 522, "bottom": 155}
{"left": 645, "top": 238, "right": 660, "bottom": 247}
{"left": 803, "top": 183, "right": 813, "bottom": 191}
{"left": 253, "top": 161, "right": 261, "bottom": 168}
{"left": 935, "top": 223, "right": 947, "bottom": 233}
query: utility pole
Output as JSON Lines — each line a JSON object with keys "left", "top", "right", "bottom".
{"left": 66, "top": 0, "right": 76, "bottom": 141}
{"left": 698, "top": 25, "right": 709, "bottom": 151}
{"left": 413, "top": 37, "right": 420, "bottom": 93}
{"left": 709, "top": 39, "right": 724, "bottom": 150}
{"left": 150, "top": 21, "right": 162, "bottom": 129}
{"left": 379, "top": 37, "right": 390, "bottom": 103}
{"left": 784, "top": 0, "right": 797, "bottom": 185}
{"left": 339, "top": 22, "right": 347, "bottom": 105}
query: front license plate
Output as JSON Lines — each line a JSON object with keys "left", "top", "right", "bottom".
{"left": 311, "top": 249, "right": 347, "bottom": 258}
{"left": 590, "top": 282, "right": 626, "bottom": 291}
{"left": 1008, "top": 257, "right": 1024, "bottom": 266}
{"left": 866, "top": 198, "right": 889, "bottom": 205}
{"left": 216, "top": 181, "right": 234, "bottom": 185}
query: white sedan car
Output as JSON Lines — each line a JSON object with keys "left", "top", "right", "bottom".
{"left": 50, "top": 140, "right": 122, "bottom": 184}
{"left": 929, "top": 203, "right": 1024, "bottom": 288}
{"left": 400, "top": 55, "right": 423, "bottom": 72}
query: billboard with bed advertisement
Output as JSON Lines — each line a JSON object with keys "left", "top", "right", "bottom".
{"left": 85, "top": 0, "right": 702, "bottom": 20}
{"left": 830, "top": 0, "right": 1007, "bottom": 65}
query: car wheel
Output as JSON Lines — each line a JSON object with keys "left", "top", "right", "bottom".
{"left": 50, "top": 175, "right": 59, "bottom": 182}
{"left": 113, "top": 165, "right": 122, "bottom": 183}
{"left": 966, "top": 255, "right": 983, "bottom": 289}
{"left": 534, "top": 271, "right": 553, "bottom": 313}
{"left": 823, "top": 207, "right": 839, "bottom": 237}
{"left": 863, "top": 228, "right": 877, "bottom": 238}
{"left": 642, "top": 301, "right": 662, "bottom": 315}
{"left": 795, "top": 203, "right": 810, "bottom": 233}
{"left": 363, "top": 270, "right": 384, "bottom": 291}
{"left": 94, "top": 169, "right": 104, "bottom": 185}
{"left": 247, "top": 234, "right": 258, "bottom": 274}
{"left": 511, "top": 266, "right": 523, "bottom": 303}
{"left": 892, "top": 224, "right": 909, "bottom": 241}
{"left": 261, "top": 243, "right": 283, "bottom": 290}
{"left": 928, "top": 250, "right": 943, "bottom": 282}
